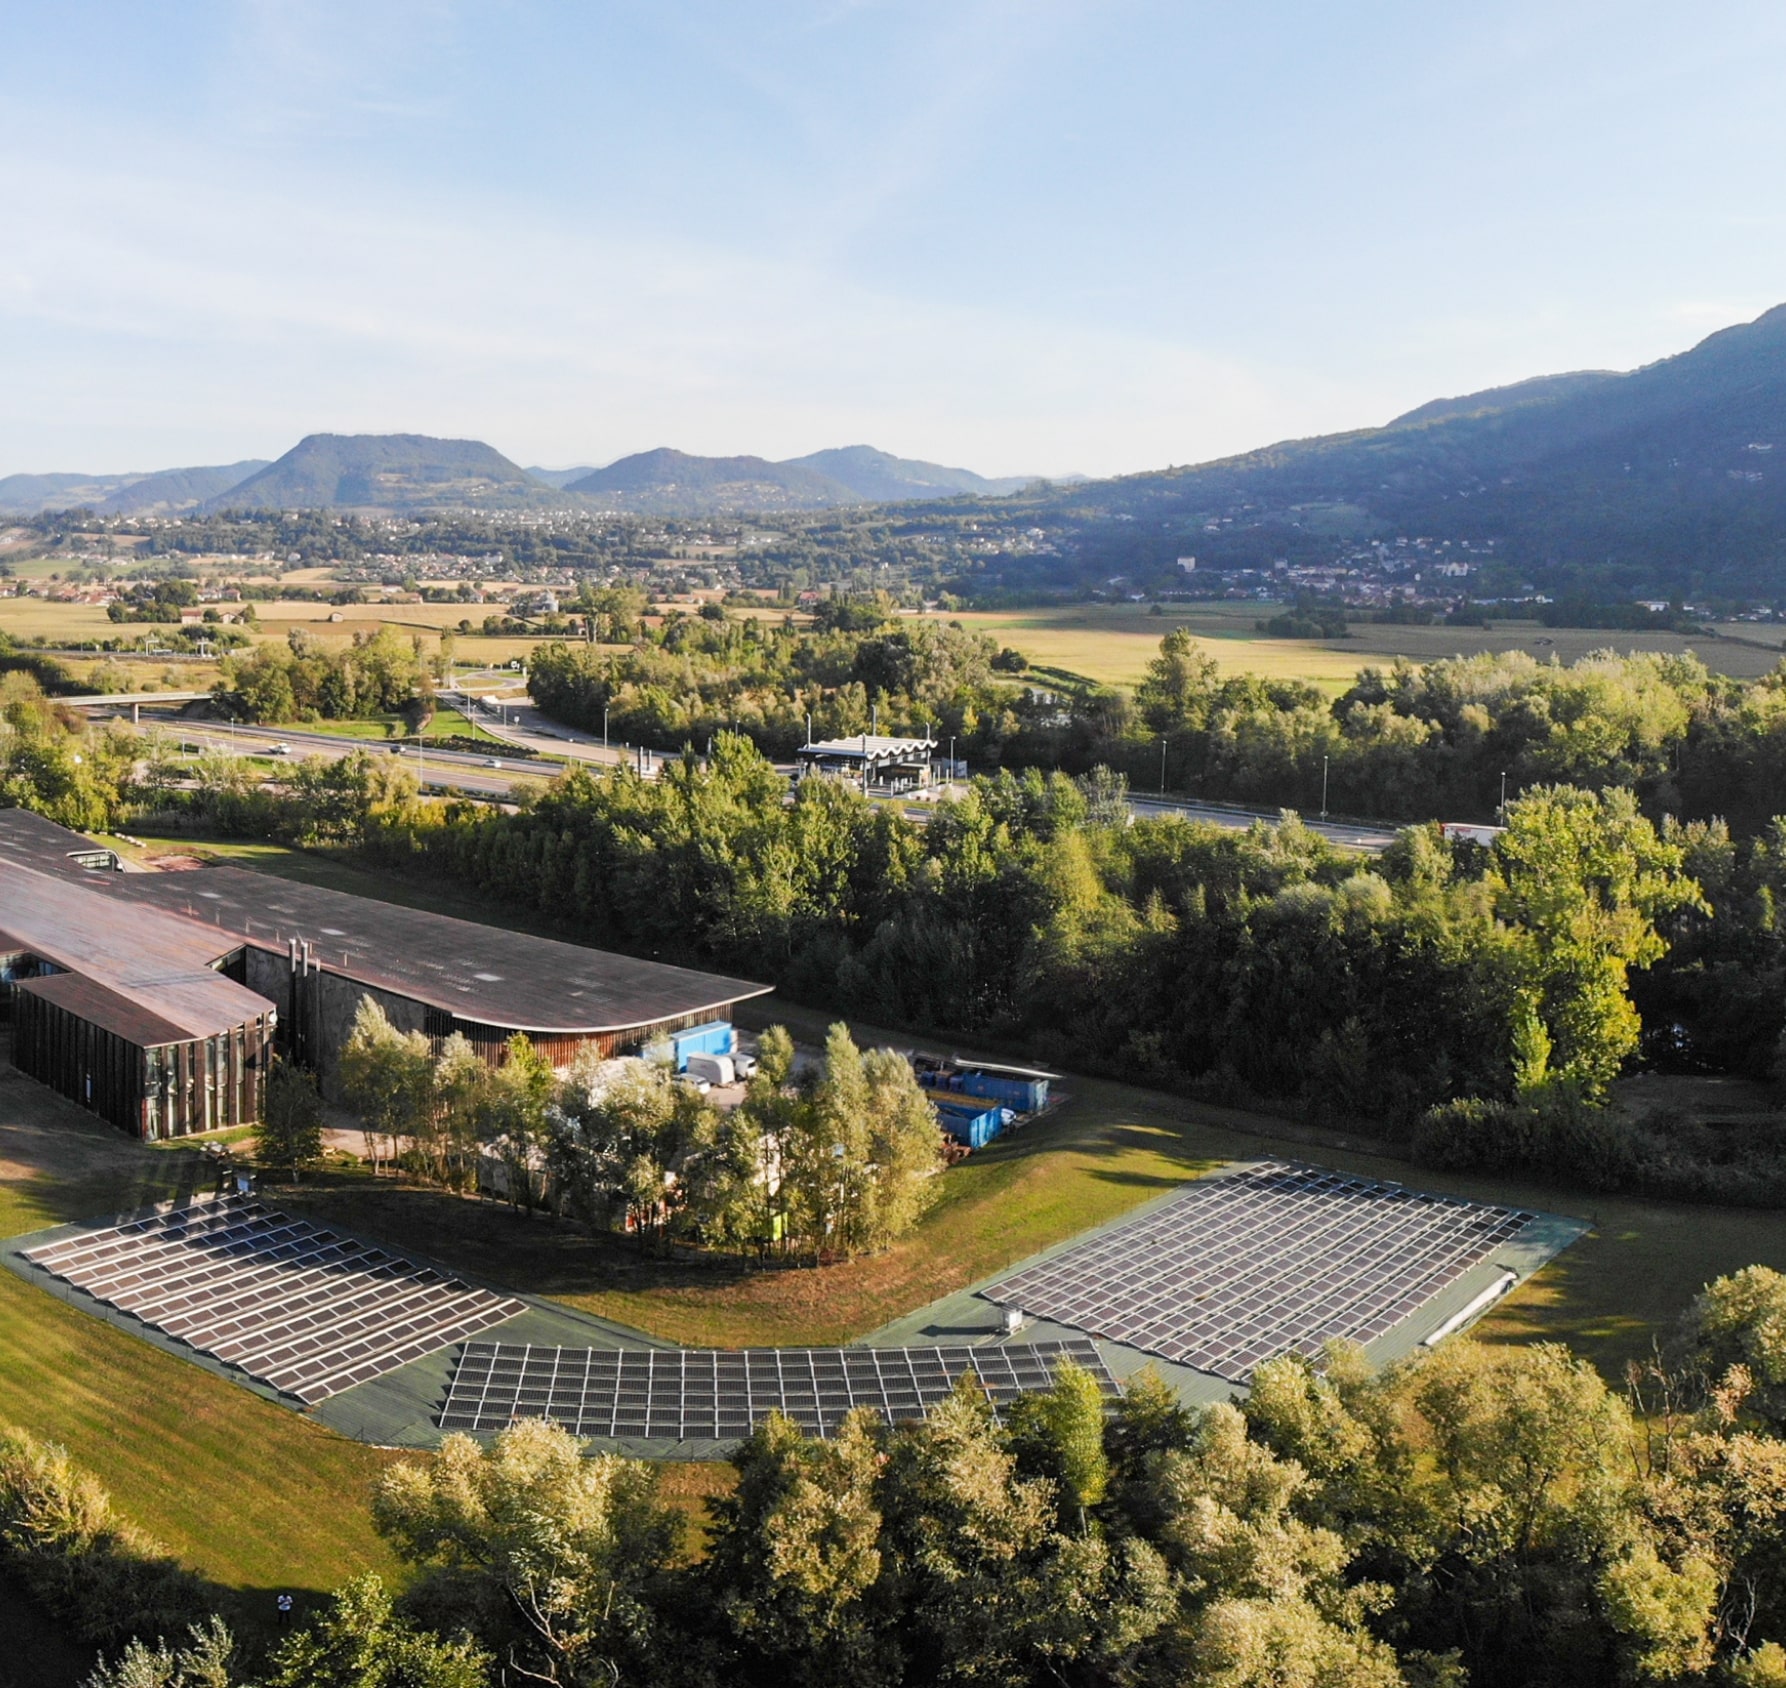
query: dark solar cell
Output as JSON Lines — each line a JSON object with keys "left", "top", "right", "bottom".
{"left": 980, "top": 1160, "right": 1535, "bottom": 1385}
{"left": 438, "top": 1340, "right": 1119, "bottom": 1440}
{"left": 24, "top": 1195, "right": 526, "bottom": 1403}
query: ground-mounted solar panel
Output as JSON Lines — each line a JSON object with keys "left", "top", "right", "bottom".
{"left": 24, "top": 1195, "right": 526, "bottom": 1404}
{"left": 437, "top": 1338, "right": 1118, "bottom": 1439}
{"left": 980, "top": 1160, "right": 1535, "bottom": 1384}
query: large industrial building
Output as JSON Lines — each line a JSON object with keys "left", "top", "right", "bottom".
{"left": 0, "top": 809, "right": 771, "bottom": 1136}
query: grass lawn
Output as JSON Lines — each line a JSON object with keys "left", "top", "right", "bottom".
{"left": 0, "top": 1073, "right": 406, "bottom": 1607}
{"left": 0, "top": 1058, "right": 730, "bottom": 1633}
{"left": 264, "top": 709, "right": 509, "bottom": 748}
{"left": 269, "top": 1015, "right": 1786, "bottom": 1381}
{"left": 0, "top": 824, "right": 1768, "bottom": 1669}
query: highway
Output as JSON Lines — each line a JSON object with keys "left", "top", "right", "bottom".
{"left": 113, "top": 695, "right": 1401, "bottom": 848}
{"left": 1127, "top": 796, "right": 1400, "bottom": 851}
{"left": 447, "top": 691, "right": 1400, "bottom": 849}
{"left": 130, "top": 716, "right": 559, "bottom": 800}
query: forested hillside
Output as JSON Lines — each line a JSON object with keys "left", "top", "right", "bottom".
{"left": 949, "top": 305, "right": 1786, "bottom": 601}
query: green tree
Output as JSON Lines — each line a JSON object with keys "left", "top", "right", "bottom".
{"left": 1135, "top": 629, "right": 1220, "bottom": 734}
{"left": 81, "top": 1618, "right": 236, "bottom": 1688}
{"left": 337, "top": 997, "right": 434, "bottom": 1176}
{"left": 258, "top": 1574, "right": 489, "bottom": 1688}
{"left": 1493, "top": 785, "right": 1705, "bottom": 1097}
{"left": 1004, "top": 1358, "right": 1111, "bottom": 1527}
{"left": 705, "top": 1410, "right": 893, "bottom": 1688}
{"left": 372, "top": 1420, "right": 678, "bottom": 1688}
{"left": 1684, "top": 1266, "right": 1786, "bottom": 1431}
{"left": 859, "top": 1048, "right": 942, "bottom": 1251}
{"left": 258, "top": 1057, "right": 324, "bottom": 1182}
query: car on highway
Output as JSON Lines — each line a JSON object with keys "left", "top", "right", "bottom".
{"left": 485, "top": 758, "right": 503, "bottom": 768}
{"left": 267, "top": 743, "right": 292, "bottom": 756}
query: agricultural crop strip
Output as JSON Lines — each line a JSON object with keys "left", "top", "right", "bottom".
{"left": 438, "top": 1338, "right": 1118, "bottom": 1440}
{"left": 981, "top": 1161, "right": 1536, "bottom": 1383}
{"left": 23, "top": 1195, "right": 526, "bottom": 1403}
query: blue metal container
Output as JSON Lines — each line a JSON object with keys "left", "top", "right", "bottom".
{"left": 934, "top": 1099, "right": 1005, "bottom": 1150}
{"left": 955, "top": 1071, "right": 1048, "bottom": 1112}
{"left": 670, "top": 1020, "right": 734, "bottom": 1069}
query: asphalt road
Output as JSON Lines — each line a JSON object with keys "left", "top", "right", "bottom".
{"left": 133, "top": 717, "right": 556, "bottom": 800}
{"left": 1127, "top": 795, "right": 1400, "bottom": 852}
{"left": 122, "top": 698, "right": 1401, "bottom": 848}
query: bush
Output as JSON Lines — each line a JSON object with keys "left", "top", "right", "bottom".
{"left": 1413, "top": 1091, "right": 1636, "bottom": 1188}
{"left": 0, "top": 1426, "right": 211, "bottom": 1645}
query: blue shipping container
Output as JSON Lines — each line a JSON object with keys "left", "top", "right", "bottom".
{"left": 954, "top": 1071, "right": 1049, "bottom": 1113}
{"left": 934, "top": 1100, "right": 1005, "bottom": 1151}
{"left": 671, "top": 1021, "right": 734, "bottom": 1069}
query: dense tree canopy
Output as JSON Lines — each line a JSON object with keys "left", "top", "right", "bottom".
{"left": 83, "top": 1300, "right": 1786, "bottom": 1688}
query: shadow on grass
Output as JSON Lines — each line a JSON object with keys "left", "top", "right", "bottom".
{"left": 0, "top": 1568, "right": 328, "bottom": 1688}
{"left": 277, "top": 1180, "right": 769, "bottom": 1303}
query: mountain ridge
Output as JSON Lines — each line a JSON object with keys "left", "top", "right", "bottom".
{"left": 2, "top": 440, "right": 1037, "bottom": 517}
{"left": 984, "top": 302, "right": 1786, "bottom": 598}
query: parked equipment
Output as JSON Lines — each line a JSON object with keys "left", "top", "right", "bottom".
{"left": 683, "top": 1052, "right": 736, "bottom": 1087}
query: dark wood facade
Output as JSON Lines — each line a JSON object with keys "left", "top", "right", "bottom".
{"left": 11, "top": 977, "right": 275, "bottom": 1140}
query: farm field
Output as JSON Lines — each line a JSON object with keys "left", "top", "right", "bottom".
{"left": 946, "top": 601, "right": 1786, "bottom": 688}
{"left": 0, "top": 598, "right": 118, "bottom": 644}
{"left": 14, "top": 588, "right": 1779, "bottom": 694}
{"left": 0, "top": 593, "right": 566, "bottom": 670}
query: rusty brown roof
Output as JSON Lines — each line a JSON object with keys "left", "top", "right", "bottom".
{"left": 0, "top": 859, "right": 275, "bottom": 1042}
{"left": 1, "top": 808, "right": 770, "bottom": 1037}
{"left": 107, "top": 866, "right": 772, "bottom": 1035}
{"left": 15, "top": 971, "right": 203, "bottom": 1048}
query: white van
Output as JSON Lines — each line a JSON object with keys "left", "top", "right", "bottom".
{"left": 683, "top": 1052, "right": 736, "bottom": 1088}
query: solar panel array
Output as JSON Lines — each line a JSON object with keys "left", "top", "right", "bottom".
{"left": 24, "top": 1196, "right": 525, "bottom": 1404}
{"left": 439, "top": 1338, "right": 1117, "bottom": 1440}
{"left": 982, "top": 1161, "right": 1535, "bottom": 1384}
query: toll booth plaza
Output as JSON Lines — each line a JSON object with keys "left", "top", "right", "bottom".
{"left": 794, "top": 734, "right": 938, "bottom": 793}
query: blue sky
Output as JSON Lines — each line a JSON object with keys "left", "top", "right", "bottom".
{"left": 3, "top": 0, "right": 1784, "bottom": 477}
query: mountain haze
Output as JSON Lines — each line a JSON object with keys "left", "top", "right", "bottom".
{"left": 2, "top": 440, "right": 1036, "bottom": 518}
{"left": 0, "top": 462, "right": 269, "bottom": 516}
{"left": 96, "top": 461, "right": 271, "bottom": 515}
{"left": 525, "top": 465, "right": 600, "bottom": 489}
{"left": 565, "top": 444, "right": 1035, "bottom": 513}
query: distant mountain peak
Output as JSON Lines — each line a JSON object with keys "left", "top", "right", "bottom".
{"left": 207, "top": 433, "right": 550, "bottom": 513}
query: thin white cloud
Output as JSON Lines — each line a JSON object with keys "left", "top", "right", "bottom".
{"left": 0, "top": 124, "right": 1336, "bottom": 476}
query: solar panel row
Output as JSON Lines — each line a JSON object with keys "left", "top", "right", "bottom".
{"left": 438, "top": 1339, "right": 1117, "bottom": 1440}
{"left": 982, "top": 1161, "right": 1535, "bottom": 1384}
{"left": 24, "top": 1196, "right": 525, "bottom": 1403}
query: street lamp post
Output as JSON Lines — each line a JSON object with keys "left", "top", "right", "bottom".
{"left": 1160, "top": 737, "right": 1167, "bottom": 795}
{"left": 1321, "top": 754, "right": 1330, "bottom": 818}
{"left": 602, "top": 704, "right": 609, "bottom": 749}
{"left": 1500, "top": 770, "right": 1508, "bottom": 816}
